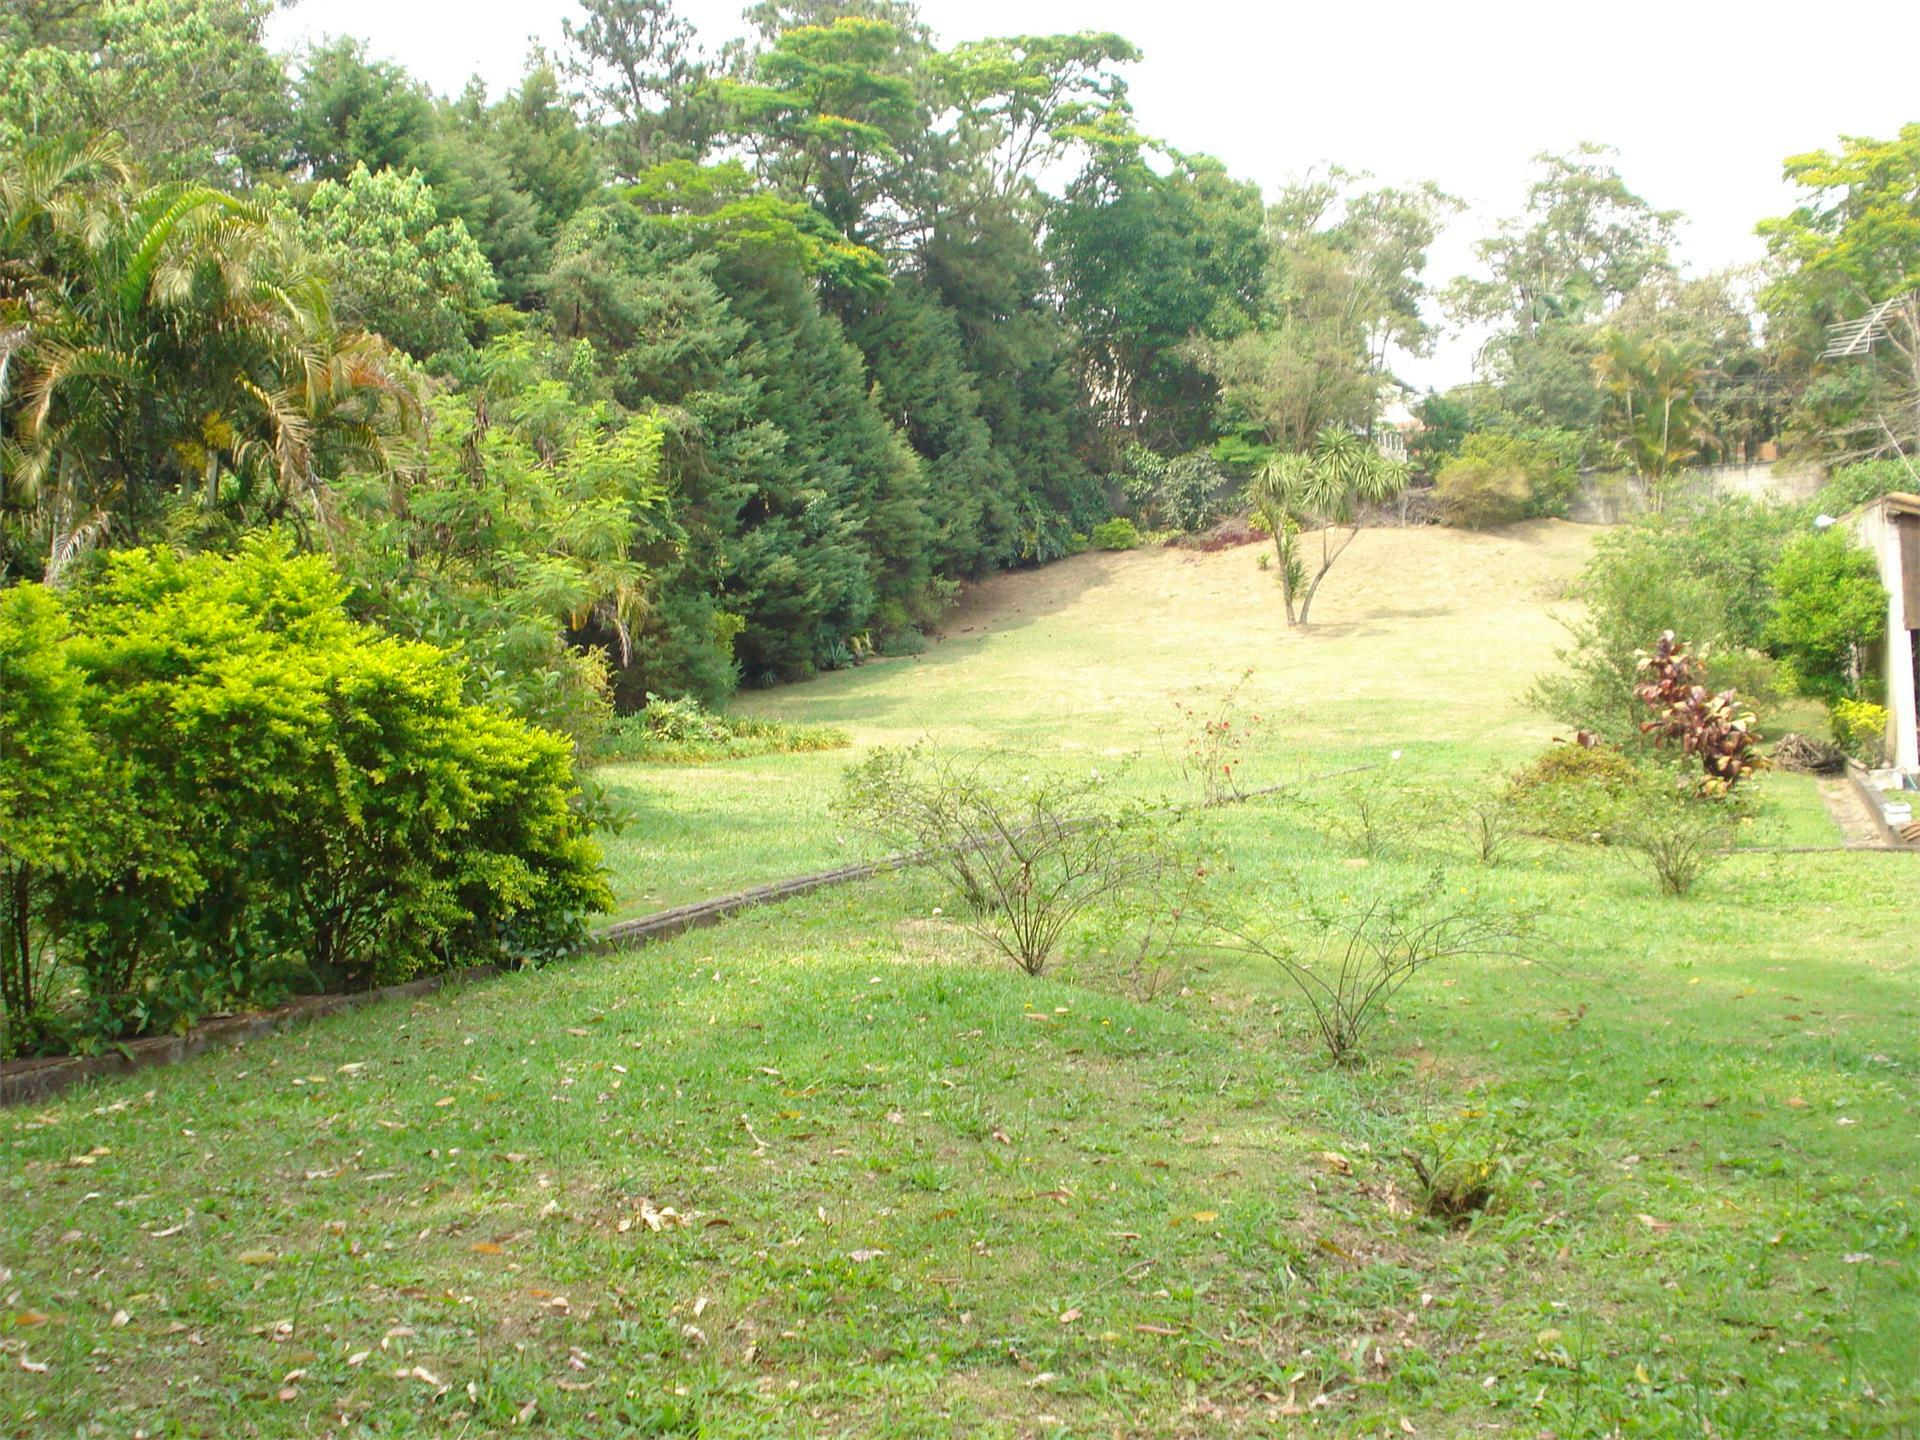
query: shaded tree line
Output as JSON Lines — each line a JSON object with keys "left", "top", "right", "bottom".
{"left": 5, "top": 2, "right": 1913, "bottom": 729}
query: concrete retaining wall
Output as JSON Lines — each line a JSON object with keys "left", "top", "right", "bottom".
{"left": 1567, "top": 462, "right": 1827, "bottom": 524}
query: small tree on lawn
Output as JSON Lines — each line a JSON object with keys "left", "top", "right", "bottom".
{"left": 1249, "top": 426, "right": 1408, "bottom": 626}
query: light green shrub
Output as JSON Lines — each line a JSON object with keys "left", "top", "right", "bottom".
{"left": 1766, "top": 531, "right": 1887, "bottom": 702}
{"left": 1091, "top": 517, "right": 1141, "bottom": 550}
{"left": 1830, "top": 698, "right": 1890, "bottom": 763}
{"left": 0, "top": 586, "right": 104, "bottom": 1055}
{"left": 1506, "top": 741, "right": 1645, "bottom": 843}
{"left": 1435, "top": 433, "right": 1579, "bottom": 528}
{"left": 5, "top": 538, "right": 610, "bottom": 1053}
{"left": 600, "top": 692, "right": 851, "bottom": 764}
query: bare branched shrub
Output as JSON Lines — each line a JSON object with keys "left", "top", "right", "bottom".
{"left": 1613, "top": 793, "right": 1740, "bottom": 896}
{"left": 835, "top": 746, "right": 1177, "bottom": 976}
{"left": 1462, "top": 792, "right": 1523, "bottom": 865}
{"left": 1205, "top": 871, "right": 1535, "bottom": 1063}
{"left": 1161, "top": 669, "right": 1267, "bottom": 806}
{"left": 1084, "top": 849, "right": 1214, "bottom": 999}
{"left": 1296, "top": 779, "right": 1398, "bottom": 859}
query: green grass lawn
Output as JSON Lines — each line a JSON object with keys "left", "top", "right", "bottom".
{"left": 595, "top": 522, "right": 1606, "bottom": 909}
{"left": 6, "top": 523, "right": 1916, "bottom": 1437}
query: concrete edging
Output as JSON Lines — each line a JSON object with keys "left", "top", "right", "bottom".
{"left": 0, "top": 966, "right": 503, "bottom": 1107}
{"left": 1844, "top": 761, "right": 1919, "bottom": 848}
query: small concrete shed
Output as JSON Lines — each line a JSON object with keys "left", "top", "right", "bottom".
{"left": 1843, "top": 490, "right": 1920, "bottom": 773}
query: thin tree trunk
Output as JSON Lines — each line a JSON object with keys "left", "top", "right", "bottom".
{"left": 4, "top": 864, "right": 32, "bottom": 1021}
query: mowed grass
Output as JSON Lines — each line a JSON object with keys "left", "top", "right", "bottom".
{"left": 595, "top": 522, "right": 1605, "bottom": 911}
{"left": 5, "top": 521, "right": 1917, "bottom": 1437}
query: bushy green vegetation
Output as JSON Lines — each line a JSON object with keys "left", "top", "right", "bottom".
{"left": 1089, "top": 516, "right": 1141, "bottom": 550}
{"left": 1530, "top": 495, "right": 1883, "bottom": 743}
{"left": 1766, "top": 530, "right": 1888, "bottom": 702}
{"left": 600, "top": 693, "right": 849, "bottom": 764}
{"left": 0, "top": 540, "right": 608, "bottom": 1057}
{"left": 1831, "top": 698, "right": 1891, "bottom": 763}
{"left": 1434, "top": 432, "right": 1579, "bottom": 528}
{"left": 1814, "top": 459, "right": 1920, "bottom": 517}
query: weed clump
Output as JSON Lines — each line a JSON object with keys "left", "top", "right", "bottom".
{"left": 601, "top": 693, "right": 850, "bottom": 764}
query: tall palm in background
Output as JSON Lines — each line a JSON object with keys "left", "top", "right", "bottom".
{"left": 0, "top": 136, "right": 421, "bottom": 583}
{"left": 1592, "top": 329, "right": 1707, "bottom": 508}
{"left": 1249, "top": 425, "right": 1408, "bottom": 626}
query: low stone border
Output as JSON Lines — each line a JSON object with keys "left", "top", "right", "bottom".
{"left": 587, "top": 860, "right": 896, "bottom": 951}
{"left": 0, "top": 966, "right": 502, "bottom": 1108}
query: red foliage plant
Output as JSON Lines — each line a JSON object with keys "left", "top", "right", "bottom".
{"left": 1633, "top": 632, "right": 1765, "bottom": 796}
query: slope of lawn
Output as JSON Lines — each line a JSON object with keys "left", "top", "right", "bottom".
{"left": 596, "top": 521, "right": 1602, "bottom": 914}
{"left": 5, "top": 521, "right": 1917, "bottom": 1438}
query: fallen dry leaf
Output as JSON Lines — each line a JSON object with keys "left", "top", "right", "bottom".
{"left": 1315, "top": 1151, "right": 1353, "bottom": 1176}
{"left": 470, "top": 1242, "right": 505, "bottom": 1255}
{"left": 1058, "top": 1308, "right": 1082, "bottom": 1325}
{"left": 1636, "top": 1214, "right": 1674, "bottom": 1233}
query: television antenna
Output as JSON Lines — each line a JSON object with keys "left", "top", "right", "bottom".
{"left": 1819, "top": 292, "right": 1920, "bottom": 482}
{"left": 1822, "top": 292, "right": 1916, "bottom": 358}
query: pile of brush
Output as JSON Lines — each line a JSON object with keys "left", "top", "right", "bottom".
{"left": 1770, "top": 732, "right": 1847, "bottom": 775}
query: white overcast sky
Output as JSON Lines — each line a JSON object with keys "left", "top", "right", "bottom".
{"left": 268, "top": 0, "right": 1918, "bottom": 390}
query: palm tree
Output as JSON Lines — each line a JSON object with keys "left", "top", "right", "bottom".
{"left": 1248, "top": 425, "right": 1408, "bottom": 626}
{"left": 1, "top": 136, "right": 421, "bottom": 582}
{"left": 1592, "top": 329, "right": 1707, "bottom": 509}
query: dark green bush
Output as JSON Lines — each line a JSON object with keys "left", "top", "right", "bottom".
{"left": 1115, "top": 447, "right": 1227, "bottom": 534}
{"left": 0, "top": 539, "right": 610, "bottom": 1054}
